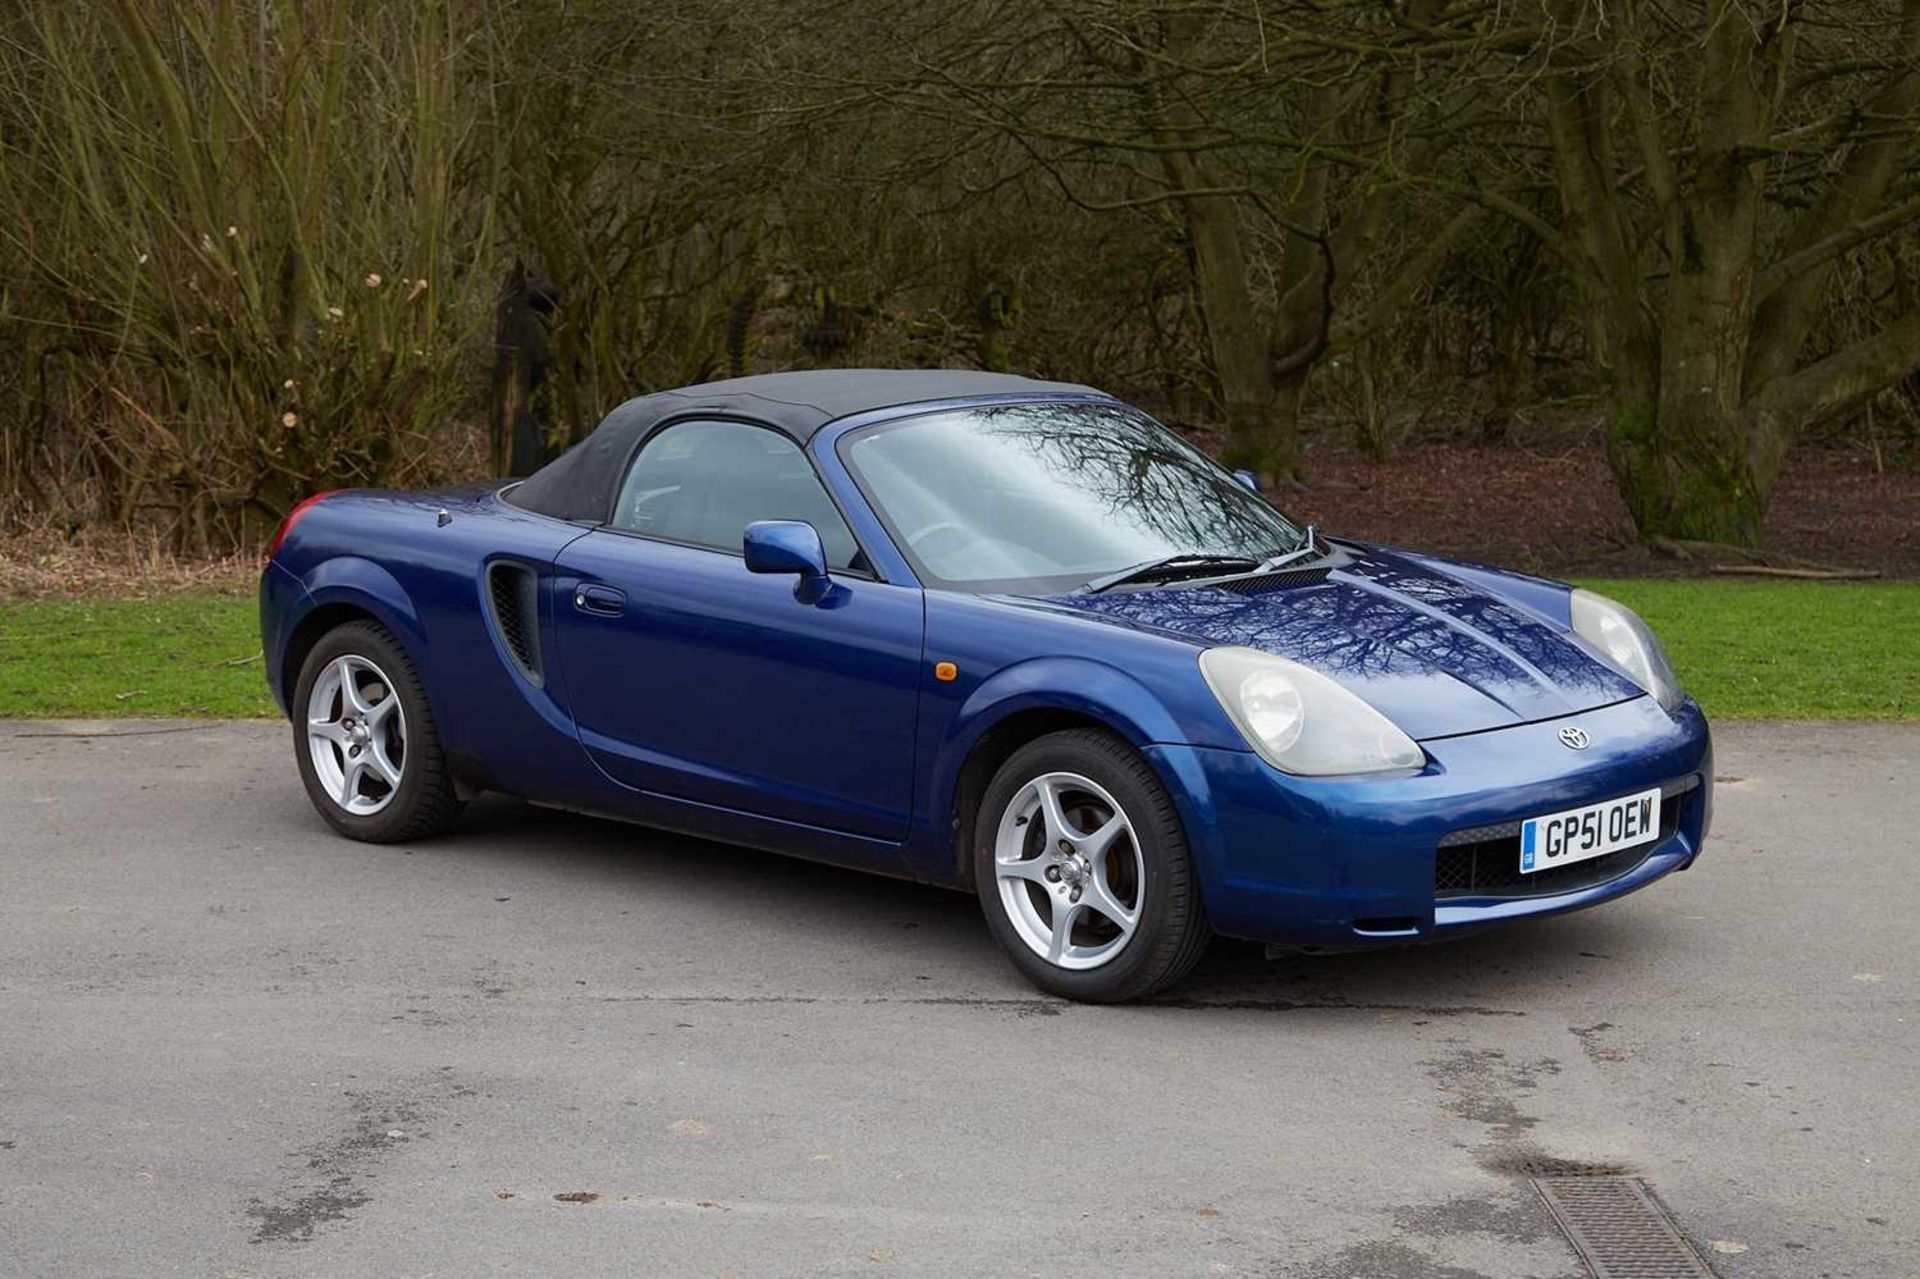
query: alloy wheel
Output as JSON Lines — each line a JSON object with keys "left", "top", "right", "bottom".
{"left": 993, "top": 770, "right": 1144, "bottom": 970}
{"left": 305, "top": 653, "right": 406, "bottom": 816}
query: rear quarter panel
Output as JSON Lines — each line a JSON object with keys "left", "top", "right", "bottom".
{"left": 265, "top": 486, "right": 608, "bottom": 807}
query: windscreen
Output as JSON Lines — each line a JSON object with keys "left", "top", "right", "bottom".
{"left": 842, "top": 402, "right": 1307, "bottom": 595}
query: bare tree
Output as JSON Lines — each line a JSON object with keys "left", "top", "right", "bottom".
{"left": 1486, "top": 0, "right": 1920, "bottom": 545}
{"left": 6, "top": 0, "right": 1914, "bottom": 552}
{"left": 796, "top": 1, "right": 1495, "bottom": 482}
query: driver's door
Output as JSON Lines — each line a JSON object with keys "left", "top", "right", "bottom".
{"left": 550, "top": 419, "right": 923, "bottom": 845}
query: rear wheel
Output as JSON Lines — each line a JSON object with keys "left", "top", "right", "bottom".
{"left": 973, "top": 729, "right": 1208, "bottom": 1002}
{"left": 293, "top": 620, "right": 461, "bottom": 842}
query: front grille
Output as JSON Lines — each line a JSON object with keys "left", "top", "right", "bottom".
{"left": 486, "top": 560, "right": 544, "bottom": 687}
{"left": 1434, "top": 775, "right": 1697, "bottom": 898}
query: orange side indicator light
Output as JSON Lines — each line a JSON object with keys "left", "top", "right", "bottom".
{"left": 933, "top": 661, "right": 958, "bottom": 683}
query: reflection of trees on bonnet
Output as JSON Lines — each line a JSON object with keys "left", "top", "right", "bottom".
{"left": 975, "top": 404, "right": 1302, "bottom": 555}
{"left": 1051, "top": 547, "right": 1626, "bottom": 698}
{"left": 1339, "top": 555, "right": 1621, "bottom": 696}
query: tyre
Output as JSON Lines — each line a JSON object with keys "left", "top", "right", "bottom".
{"left": 292, "top": 620, "right": 462, "bottom": 843}
{"left": 973, "top": 729, "right": 1209, "bottom": 1002}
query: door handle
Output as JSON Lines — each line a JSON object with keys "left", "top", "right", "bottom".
{"left": 573, "top": 584, "right": 626, "bottom": 617}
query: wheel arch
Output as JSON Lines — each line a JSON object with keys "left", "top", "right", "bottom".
{"left": 282, "top": 602, "right": 377, "bottom": 715}
{"left": 934, "top": 658, "right": 1191, "bottom": 888}
{"left": 279, "top": 557, "right": 432, "bottom": 721}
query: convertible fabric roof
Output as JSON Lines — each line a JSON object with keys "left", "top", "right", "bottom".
{"left": 508, "top": 368, "right": 1103, "bottom": 522}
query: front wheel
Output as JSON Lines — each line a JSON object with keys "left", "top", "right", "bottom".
{"left": 292, "top": 620, "right": 462, "bottom": 843}
{"left": 973, "top": 729, "right": 1209, "bottom": 1002}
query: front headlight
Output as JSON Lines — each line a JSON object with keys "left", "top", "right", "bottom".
{"left": 1198, "top": 647, "right": 1425, "bottom": 776}
{"left": 1569, "top": 588, "right": 1683, "bottom": 709}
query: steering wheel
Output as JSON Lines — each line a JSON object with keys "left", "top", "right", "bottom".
{"left": 905, "top": 520, "right": 983, "bottom": 562}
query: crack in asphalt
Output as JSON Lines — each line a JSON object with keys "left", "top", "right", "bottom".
{"left": 1147, "top": 997, "right": 1524, "bottom": 1016}
{"left": 582, "top": 992, "right": 1526, "bottom": 1017}
{"left": 5, "top": 724, "right": 228, "bottom": 739}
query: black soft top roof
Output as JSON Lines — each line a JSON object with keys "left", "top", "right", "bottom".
{"left": 508, "top": 368, "right": 1103, "bottom": 522}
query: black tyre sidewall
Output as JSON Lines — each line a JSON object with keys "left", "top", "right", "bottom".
{"left": 291, "top": 621, "right": 454, "bottom": 843}
{"left": 972, "top": 730, "right": 1206, "bottom": 1002}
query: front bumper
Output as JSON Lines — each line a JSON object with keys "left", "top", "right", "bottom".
{"left": 1147, "top": 695, "right": 1712, "bottom": 948}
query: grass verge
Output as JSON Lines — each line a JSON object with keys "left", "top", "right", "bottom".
{"left": 0, "top": 596, "right": 273, "bottom": 718}
{"left": 0, "top": 580, "right": 1915, "bottom": 720}
{"left": 1579, "top": 579, "right": 1918, "bottom": 719}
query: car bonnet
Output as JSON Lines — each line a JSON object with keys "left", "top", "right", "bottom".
{"left": 1027, "top": 544, "right": 1645, "bottom": 741}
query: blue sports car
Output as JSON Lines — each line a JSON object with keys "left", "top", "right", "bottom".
{"left": 261, "top": 370, "right": 1712, "bottom": 1002}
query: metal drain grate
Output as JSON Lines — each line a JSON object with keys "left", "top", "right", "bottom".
{"left": 1534, "top": 1176, "right": 1714, "bottom": 1278}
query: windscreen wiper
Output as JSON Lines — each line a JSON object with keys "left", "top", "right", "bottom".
{"left": 1081, "top": 554, "right": 1261, "bottom": 595}
{"left": 1255, "top": 525, "right": 1321, "bottom": 575}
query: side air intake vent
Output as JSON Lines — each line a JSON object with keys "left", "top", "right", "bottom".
{"left": 486, "top": 561, "right": 544, "bottom": 688}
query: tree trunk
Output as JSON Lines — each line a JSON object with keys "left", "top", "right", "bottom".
{"left": 1606, "top": 396, "right": 1766, "bottom": 545}
{"left": 1543, "top": 0, "right": 1785, "bottom": 546}
{"left": 1619, "top": 272, "right": 1765, "bottom": 544}
{"left": 976, "top": 285, "right": 1016, "bottom": 373}
{"left": 1745, "top": 303, "right": 1920, "bottom": 484}
{"left": 1619, "top": 152, "right": 1769, "bottom": 539}
{"left": 1147, "top": 14, "right": 1295, "bottom": 484}
{"left": 1181, "top": 192, "right": 1290, "bottom": 479}
{"left": 489, "top": 263, "right": 557, "bottom": 477}
{"left": 1267, "top": 368, "right": 1310, "bottom": 474}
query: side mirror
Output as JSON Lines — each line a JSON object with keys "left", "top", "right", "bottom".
{"left": 1233, "top": 469, "right": 1262, "bottom": 494}
{"left": 744, "top": 520, "right": 831, "bottom": 603}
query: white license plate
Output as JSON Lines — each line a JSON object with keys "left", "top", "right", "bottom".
{"left": 1520, "top": 788, "right": 1661, "bottom": 874}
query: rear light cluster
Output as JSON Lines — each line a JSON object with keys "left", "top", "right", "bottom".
{"left": 266, "top": 491, "right": 340, "bottom": 561}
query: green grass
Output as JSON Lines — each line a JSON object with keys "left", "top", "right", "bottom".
{"left": 1580, "top": 579, "right": 1920, "bottom": 719}
{"left": 0, "top": 581, "right": 1915, "bottom": 720}
{"left": 0, "top": 597, "right": 275, "bottom": 718}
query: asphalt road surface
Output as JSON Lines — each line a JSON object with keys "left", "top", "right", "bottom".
{"left": 1, "top": 719, "right": 1913, "bottom": 1278}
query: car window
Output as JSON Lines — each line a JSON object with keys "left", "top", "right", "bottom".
{"left": 610, "top": 420, "right": 864, "bottom": 570}
{"left": 841, "top": 402, "right": 1305, "bottom": 595}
